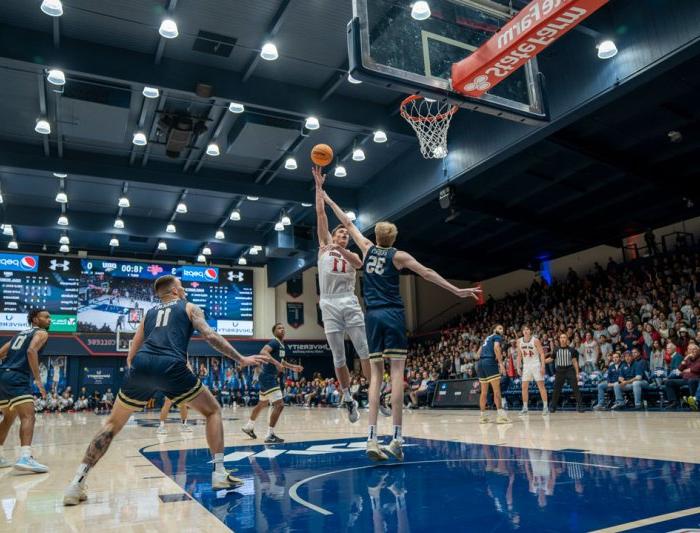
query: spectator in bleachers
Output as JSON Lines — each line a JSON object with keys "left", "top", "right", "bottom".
{"left": 594, "top": 352, "right": 622, "bottom": 410}
{"left": 612, "top": 350, "right": 648, "bottom": 410}
{"left": 664, "top": 344, "right": 700, "bottom": 409}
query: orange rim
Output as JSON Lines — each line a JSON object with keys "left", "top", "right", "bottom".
{"left": 400, "top": 95, "right": 458, "bottom": 123}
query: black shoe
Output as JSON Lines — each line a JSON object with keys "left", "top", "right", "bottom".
{"left": 665, "top": 401, "right": 678, "bottom": 410}
{"left": 577, "top": 407, "right": 586, "bottom": 413}
{"left": 549, "top": 407, "right": 557, "bottom": 413}
{"left": 241, "top": 427, "right": 257, "bottom": 440}
{"left": 264, "top": 434, "right": 285, "bottom": 444}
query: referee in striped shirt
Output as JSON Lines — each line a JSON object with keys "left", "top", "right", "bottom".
{"left": 548, "top": 333, "right": 584, "bottom": 412}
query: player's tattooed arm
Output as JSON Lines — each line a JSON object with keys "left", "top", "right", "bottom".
{"left": 0, "top": 341, "right": 9, "bottom": 361}
{"left": 188, "top": 303, "right": 269, "bottom": 367}
{"left": 27, "top": 330, "right": 48, "bottom": 397}
{"left": 83, "top": 428, "right": 114, "bottom": 467}
{"left": 313, "top": 166, "right": 332, "bottom": 246}
{"left": 321, "top": 191, "right": 373, "bottom": 255}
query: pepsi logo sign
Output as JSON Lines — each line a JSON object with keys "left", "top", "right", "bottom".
{"left": 20, "top": 256, "right": 37, "bottom": 270}
{"left": 204, "top": 268, "right": 217, "bottom": 281}
{"left": 0, "top": 253, "right": 40, "bottom": 272}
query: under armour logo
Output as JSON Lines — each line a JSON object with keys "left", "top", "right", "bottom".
{"left": 227, "top": 271, "right": 244, "bottom": 282}
{"left": 49, "top": 259, "right": 70, "bottom": 271}
{"left": 464, "top": 74, "right": 491, "bottom": 93}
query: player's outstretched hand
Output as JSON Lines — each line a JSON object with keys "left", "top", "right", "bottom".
{"left": 240, "top": 354, "right": 271, "bottom": 367}
{"left": 38, "top": 385, "right": 47, "bottom": 399}
{"left": 312, "top": 165, "right": 326, "bottom": 188}
{"left": 455, "top": 286, "right": 482, "bottom": 299}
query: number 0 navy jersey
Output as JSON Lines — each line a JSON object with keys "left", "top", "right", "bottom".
{"left": 0, "top": 327, "right": 46, "bottom": 375}
{"left": 362, "top": 245, "right": 403, "bottom": 309}
{"left": 141, "top": 299, "right": 193, "bottom": 361}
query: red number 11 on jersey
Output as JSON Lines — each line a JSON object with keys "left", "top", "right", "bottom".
{"left": 332, "top": 257, "right": 347, "bottom": 273}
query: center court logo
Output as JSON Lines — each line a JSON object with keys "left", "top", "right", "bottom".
{"left": 0, "top": 253, "right": 39, "bottom": 272}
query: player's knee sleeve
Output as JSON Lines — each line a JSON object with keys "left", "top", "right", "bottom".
{"left": 327, "top": 331, "right": 347, "bottom": 368}
{"left": 347, "top": 326, "right": 369, "bottom": 359}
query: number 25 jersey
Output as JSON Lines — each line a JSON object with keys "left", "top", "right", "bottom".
{"left": 362, "top": 246, "right": 403, "bottom": 309}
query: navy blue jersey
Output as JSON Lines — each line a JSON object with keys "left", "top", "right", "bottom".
{"left": 362, "top": 246, "right": 402, "bottom": 309}
{"left": 481, "top": 334, "right": 502, "bottom": 360}
{"left": 260, "top": 338, "right": 286, "bottom": 384}
{"left": 0, "top": 327, "right": 46, "bottom": 375}
{"left": 140, "top": 299, "right": 193, "bottom": 361}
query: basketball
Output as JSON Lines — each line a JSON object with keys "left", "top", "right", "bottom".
{"left": 311, "top": 144, "right": 334, "bottom": 167}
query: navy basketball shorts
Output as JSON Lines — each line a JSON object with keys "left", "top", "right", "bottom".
{"left": 476, "top": 359, "right": 501, "bottom": 384}
{"left": 0, "top": 369, "right": 34, "bottom": 410}
{"left": 259, "top": 377, "right": 283, "bottom": 403}
{"left": 365, "top": 306, "right": 408, "bottom": 360}
{"left": 118, "top": 353, "right": 202, "bottom": 409}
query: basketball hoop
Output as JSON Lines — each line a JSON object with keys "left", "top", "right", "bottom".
{"left": 399, "top": 95, "right": 458, "bottom": 159}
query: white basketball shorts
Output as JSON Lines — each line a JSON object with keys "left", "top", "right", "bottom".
{"left": 319, "top": 294, "right": 365, "bottom": 334}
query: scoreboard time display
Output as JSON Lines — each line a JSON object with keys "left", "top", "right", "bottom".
{"left": 0, "top": 254, "right": 254, "bottom": 335}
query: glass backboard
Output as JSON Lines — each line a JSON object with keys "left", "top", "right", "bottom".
{"left": 348, "top": 0, "right": 549, "bottom": 124}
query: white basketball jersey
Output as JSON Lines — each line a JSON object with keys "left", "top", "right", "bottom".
{"left": 318, "top": 249, "right": 357, "bottom": 297}
{"left": 519, "top": 337, "right": 539, "bottom": 362}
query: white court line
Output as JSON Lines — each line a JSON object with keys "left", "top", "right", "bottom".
{"left": 289, "top": 458, "right": 620, "bottom": 516}
{"left": 589, "top": 506, "right": 700, "bottom": 533}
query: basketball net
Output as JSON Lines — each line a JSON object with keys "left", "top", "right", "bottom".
{"left": 400, "top": 95, "right": 458, "bottom": 159}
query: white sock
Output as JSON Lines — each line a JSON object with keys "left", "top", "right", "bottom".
{"left": 20, "top": 446, "right": 31, "bottom": 459}
{"left": 392, "top": 425, "right": 402, "bottom": 441}
{"left": 368, "top": 425, "right": 377, "bottom": 442}
{"left": 213, "top": 453, "right": 225, "bottom": 474}
{"left": 342, "top": 389, "right": 352, "bottom": 402}
{"left": 480, "top": 411, "right": 487, "bottom": 417}
{"left": 542, "top": 401, "right": 548, "bottom": 407}
{"left": 72, "top": 463, "right": 90, "bottom": 485}
{"left": 159, "top": 420, "right": 165, "bottom": 427}
{"left": 244, "top": 419, "right": 254, "bottom": 430}
{"left": 266, "top": 426, "right": 275, "bottom": 438}
{"left": 498, "top": 408, "right": 506, "bottom": 417}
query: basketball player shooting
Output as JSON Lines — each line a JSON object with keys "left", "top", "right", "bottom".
{"left": 313, "top": 165, "right": 371, "bottom": 423}
{"left": 63, "top": 275, "right": 270, "bottom": 506}
{"left": 319, "top": 180, "right": 480, "bottom": 462}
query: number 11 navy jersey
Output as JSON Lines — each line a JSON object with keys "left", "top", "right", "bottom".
{"left": 362, "top": 246, "right": 402, "bottom": 309}
{"left": 141, "top": 299, "right": 193, "bottom": 361}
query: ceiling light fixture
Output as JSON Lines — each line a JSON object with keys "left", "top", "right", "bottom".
{"left": 597, "top": 39, "right": 618, "bottom": 59}
{"left": 109, "top": 237, "right": 119, "bottom": 247}
{"left": 246, "top": 196, "right": 259, "bottom": 201}
{"left": 53, "top": 172, "right": 68, "bottom": 178}
{"left": 248, "top": 247, "right": 259, "bottom": 255}
{"left": 334, "top": 165, "right": 347, "bottom": 178}
{"left": 202, "top": 246, "right": 212, "bottom": 256}
{"left": 301, "top": 202, "right": 312, "bottom": 207}
{"left": 229, "top": 209, "right": 241, "bottom": 221}
{"left": 158, "top": 240, "right": 167, "bottom": 251}
{"left": 352, "top": 148, "right": 366, "bottom": 161}
{"left": 345, "top": 210, "right": 357, "bottom": 222}
{"left": 260, "top": 42, "right": 279, "bottom": 61}
{"left": 373, "top": 130, "right": 388, "bottom": 143}
{"left": 55, "top": 191, "right": 68, "bottom": 204}
{"left": 238, "top": 257, "right": 247, "bottom": 265}
{"left": 176, "top": 202, "right": 188, "bottom": 214}
{"left": 166, "top": 223, "right": 176, "bottom": 233}
{"left": 7, "top": 240, "right": 18, "bottom": 250}
{"left": 281, "top": 211, "right": 291, "bottom": 226}
{"left": 2, "top": 225, "right": 13, "bottom": 236}
{"left": 40, "top": 0, "right": 63, "bottom": 17}
{"left": 196, "top": 254, "right": 206, "bottom": 263}
{"left": 284, "top": 157, "right": 297, "bottom": 170}
{"left": 59, "top": 244, "right": 69, "bottom": 253}
{"left": 57, "top": 214, "right": 69, "bottom": 226}
{"left": 114, "top": 218, "right": 125, "bottom": 229}
{"left": 142, "top": 86, "right": 160, "bottom": 99}
{"left": 411, "top": 1, "right": 431, "bottom": 21}
{"left": 118, "top": 196, "right": 130, "bottom": 208}
{"left": 159, "top": 19, "right": 179, "bottom": 39}
{"left": 132, "top": 132, "right": 147, "bottom": 146}
{"left": 35, "top": 118, "right": 51, "bottom": 135}
{"left": 274, "top": 221, "right": 284, "bottom": 232}
{"left": 0, "top": 192, "right": 4, "bottom": 204}
{"left": 305, "top": 116, "right": 320, "bottom": 130}
{"left": 228, "top": 102, "right": 245, "bottom": 114}
{"left": 59, "top": 234, "right": 69, "bottom": 245}
{"left": 215, "top": 229, "right": 225, "bottom": 240}
{"left": 206, "top": 143, "right": 220, "bottom": 156}
{"left": 47, "top": 69, "right": 66, "bottom": 86}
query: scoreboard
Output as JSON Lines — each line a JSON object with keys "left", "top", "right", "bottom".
{"left": 0, "top": 253, "right": 80, "bottom": 332}
{"left": 78, "top": 260, "right": 254, "bottom": 335}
